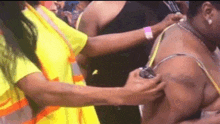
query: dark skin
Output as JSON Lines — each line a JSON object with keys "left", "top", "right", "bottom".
{"left": 15, "top": 2, "right": 167, "bottom": 108}
{"left": 77, "top": 1, "right": 185, "bottom": 79}
{"left": 17, "top": 69, "right": 165, "bottom": 107}
{"left": 141, "top": 2, "right": 220, "bottom": 124}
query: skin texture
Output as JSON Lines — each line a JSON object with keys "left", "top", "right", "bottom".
{"left": 17, "top": 69, "right": 166, "bottom": 107}
{"left": 15, "top": 3, "right": 167, "bottom": 108}
{"left": 141, "top": 2, "right": 220, "bottom": 124}
{"left": 77, "top": 1, "right": 184, "bottom": 80}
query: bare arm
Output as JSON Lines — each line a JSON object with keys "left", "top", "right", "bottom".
{"left": 78, "top": 1, "right": 184, "bottom": 57}
{"left": 76, "top": 1, "right": 184, "bottom": 79}
{"left": 17, "top": 69, "right": 165, "bottom": 107}
{"left": 142, "top": 57, "right": 207, "bottom": 124}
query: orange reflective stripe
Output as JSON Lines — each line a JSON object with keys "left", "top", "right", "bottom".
{"left": 73, "top": 75, "right": 84, "bottom": 82}
{"left": 52, "top": 77, "right": 59, "bottom": 82}
{"left": 0, "top": 98, "right": 28, "bottom": 117}
{"left": 69, "top": 57, "right": 76, "bottom": 63}
{"left": 78, "top": 108, "right": 83, "bottom": 124}
{"left": 0, "top": 98, "right": 12, "bottom": 107}
{"left": 69, "top": 52, "right": 76, "bottom": 63}
{"left": 40, "top": 61, "right": 50, "bottom": 80}
{"left": 23, "top": 106, "right": 60, "bottom": 124}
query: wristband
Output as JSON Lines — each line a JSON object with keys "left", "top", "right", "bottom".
{"left": 144, "top": 27, "right": 153, "bottom": 40}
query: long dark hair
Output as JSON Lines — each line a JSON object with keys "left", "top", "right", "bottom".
{"left": 0, "top": 1, "right": 41, "bottom": 119}
{"left": 0, "top": 1, "right": 40, "bottom": 69}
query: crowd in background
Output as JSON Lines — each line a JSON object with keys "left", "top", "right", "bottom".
{"left": 40, "top": 1, "right": 91, "bottom": 28}
{"left": 3, "top": 1, "right": 220, "bottom": 124}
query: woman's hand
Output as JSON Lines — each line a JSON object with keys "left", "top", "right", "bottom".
{"left": 161, "top": 13, "right": 184, "bottom": 28}
{"left": 122, "top": 68, "right": 165, "bottom": 105}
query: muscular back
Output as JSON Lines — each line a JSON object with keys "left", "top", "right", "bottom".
{"left": 141, "top": 24, "right": 220, "bottom": 124}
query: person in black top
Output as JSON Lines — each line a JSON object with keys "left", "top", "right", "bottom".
{"left": 77, "top": 1, "right": 187, "bottom": 124}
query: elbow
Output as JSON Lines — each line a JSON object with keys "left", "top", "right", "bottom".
{"left": 81, "top": 37, "right": 99, "bottom": 57}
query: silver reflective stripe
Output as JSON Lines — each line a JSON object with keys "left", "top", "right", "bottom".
{"left": 71, "top": 62, "right": 82, "bottom": 75}
{"left": 36, "top": 7, "right": 67, "bottom": 41}
{"left": 0, "top": 105, "right": 32, "bottom": 124}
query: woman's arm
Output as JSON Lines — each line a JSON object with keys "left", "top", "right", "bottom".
{"left": 77, "top": 2, "right": 184, "bottom": 57}
{"left": 80, "top": 13, "right": 184, "bottom": 57}
{"left": 17, "top": 69, "right": 165, "bottom": 107}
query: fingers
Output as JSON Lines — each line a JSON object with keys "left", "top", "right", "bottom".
{"left": 173, "top": 13, "right": 184, "bottom": 21}
{"left": 150, "top": 81, "right": 166, "bottom": 93}
{"left": 141, "top": 74, "right": 162, "bottom": 86}
{"left": 149, "top": 74, "right": 162, "bottom": 84}
{"left": 129, "top": 68, "right": 141, "bottom": 78}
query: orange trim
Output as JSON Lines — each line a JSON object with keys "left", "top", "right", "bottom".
{"left": 40, "top": 61, "right": 50, "bottom": 80}
{"left": 0, "top": 98, "right": 28, "bottom": 117}
{"left": 23, "top": 106, "right": 60, "bottom": 124}
{"left": 73, "top": 75, "right": 84, "bottom": 82}
{"left": 79, "top": 108, "right": 83, "bottom": 124}
{"left": 69, "top": 52, "right": 76, "bottom": 62}
{"left": 52, "top": 77, "right": 59, "bottom": 82}
{"left": 69, "top": 56, "right": 76, "bottom": 63}
{"left": 0, "top": 98, "right": 12, "bottom": 107}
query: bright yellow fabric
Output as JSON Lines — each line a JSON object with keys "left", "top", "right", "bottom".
{"left": 0, "top": 34, "right": 41, "bottom": 112}
{"left": 40, "top": 6, "right": 87, "bottom": 56}
{"left": 22, "top": 5, "right": 100, "bottom": 124}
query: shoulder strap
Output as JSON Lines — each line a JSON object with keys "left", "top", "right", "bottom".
{"left": 75, "top": 12, "right": 83, "bottom": 30}
{"left": 153, "top": 53, "right": 220, "bottom": 95}
{"left": 147, "top": 23, "right": 176, "bottom": 67}
{"left": 147, "top": 23, "right": 220, "bottom": 95}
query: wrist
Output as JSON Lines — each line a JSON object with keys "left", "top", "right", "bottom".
{"left": 150, "top": 22, "right": 167, "bottom": 39}
{"left": 105, "top": 87, "right": 126, "bottom": 106}
{"left": 143, "top": 27, "right": 154, "bottom": 41}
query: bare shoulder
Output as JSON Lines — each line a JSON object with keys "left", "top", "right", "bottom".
{"left": 81, "top": 1, "right": 126, "bottom": 30}
{"left": 83, "top": 1, "right": 126, "bottom": 20}
{"left": 151, "top": 25, "right": 207, "bottom": 85}
{"left": 155, "top": 56, "right": 207, "bottom": 87}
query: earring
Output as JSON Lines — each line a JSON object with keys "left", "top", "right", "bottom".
{"left": 207, "top": 19, "right": 212, "bottom": 25}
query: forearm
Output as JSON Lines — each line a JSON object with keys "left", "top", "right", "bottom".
{"left": 81, "top": 22, "right": 166, "bottom": 57}
{"left": 33, "top": 81, "right": 126, "bottom": 107}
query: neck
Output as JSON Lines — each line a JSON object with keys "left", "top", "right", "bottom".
{"left": 188, "top": 19, "right": 217, "bottom": 53}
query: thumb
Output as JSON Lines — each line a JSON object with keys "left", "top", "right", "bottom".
{"left": 146, "top": 74, "right": 162, "bottom": 85}
{"left": 173, "top": 14, "right": 184, "bottom": 20}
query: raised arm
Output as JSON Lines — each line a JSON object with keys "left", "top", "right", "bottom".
{"left": 76, "top": 1, "right": 183, "bottom": 79}
{"left": 142, "top": 56, "right": 207, "bottom": 124}
{"left": 77, "top": 1, "right": 184, "bottom": 57}
{"left": 81, "top": 14, "right": 183, "bottom": 57}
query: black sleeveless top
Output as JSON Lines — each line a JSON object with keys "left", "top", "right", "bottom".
{"left": 88, "top": 1, "right": 171, "bottom": 87}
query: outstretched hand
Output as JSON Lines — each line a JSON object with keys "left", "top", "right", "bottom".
{"left": 122, "top": 68, "right": 166, "bottom": 105}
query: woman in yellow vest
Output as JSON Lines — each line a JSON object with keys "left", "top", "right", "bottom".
{"left": 0, "top": 1, "right": 167, "bottom": 124}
